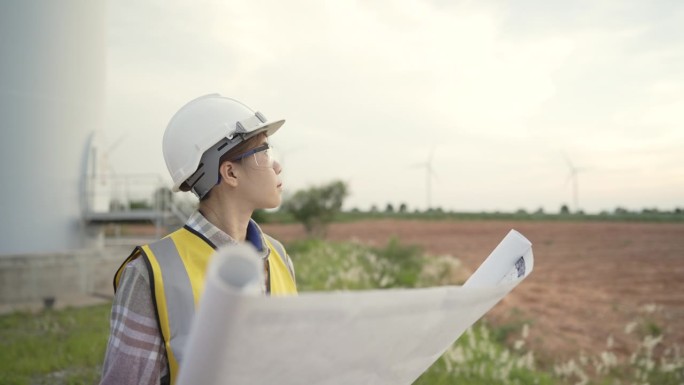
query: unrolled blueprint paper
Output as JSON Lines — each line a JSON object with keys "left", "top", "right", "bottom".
{"left": 177, "top": 230, "right": 534, "bottom": 385}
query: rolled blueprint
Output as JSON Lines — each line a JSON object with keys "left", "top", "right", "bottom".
{"left": 177, "top": 230, "right": 534, "bottom": 385}
{"left": 176, "top": 244, "right": 265, "bottom": 385}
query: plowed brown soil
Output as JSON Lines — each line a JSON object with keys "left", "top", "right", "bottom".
{"left": 262, "top": 219, "right": 684, "bottom": 361}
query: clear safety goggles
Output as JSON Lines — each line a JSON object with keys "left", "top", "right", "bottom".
{"left": 230, "top": 143, "right": 279, "bottom": 168}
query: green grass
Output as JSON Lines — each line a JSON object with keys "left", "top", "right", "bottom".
{"left": 0, "top": 304, "right": 111, "bottom": 385}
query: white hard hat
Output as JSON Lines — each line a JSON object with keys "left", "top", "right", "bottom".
{"left": 162, "top": 94, "right": 284, "bottom": 198}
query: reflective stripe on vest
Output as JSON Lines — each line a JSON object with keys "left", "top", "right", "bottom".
{"left": 146, "top": 237, "right": 194, "bottom": 369}
{"left": 140, "top": 228, "right": 215, "bottom": 384}
{"left": 115, "top": 227, "right": 297, "bottom": 385}
{"left": 264, "top": 236, "right": 298, "bottom": 295}
{"left": 264, "top": 234, "right": 296, "bottom": 282}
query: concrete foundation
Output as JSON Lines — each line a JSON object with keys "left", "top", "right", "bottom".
{"left": 0, "top": 243, "right": 138, "bottom": 314}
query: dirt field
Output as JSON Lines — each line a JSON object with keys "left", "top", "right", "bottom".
{"left": 262, "top": 219, "right": 684, "bottom": 361}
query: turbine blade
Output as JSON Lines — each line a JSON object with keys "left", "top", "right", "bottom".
{"left": 561, "top": 151, "right": 575, "bottom": 170}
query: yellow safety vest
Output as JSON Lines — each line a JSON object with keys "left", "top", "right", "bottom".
{"left": 114, "top": 225, "right": 297, "bottom": 384}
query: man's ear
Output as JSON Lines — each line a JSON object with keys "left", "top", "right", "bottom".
{"left": 218, "top": 161, "right": 239, "bottom": 187}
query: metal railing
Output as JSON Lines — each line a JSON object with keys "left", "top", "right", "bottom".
{"left": 81, "top": 173, "right": 195, "bottom": 232}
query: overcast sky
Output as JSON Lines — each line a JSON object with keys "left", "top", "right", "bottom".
{"left": 104, "top": 0, "right": 684, "bottom": 213}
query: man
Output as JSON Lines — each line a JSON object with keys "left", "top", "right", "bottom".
{"left": 100, "top": 94, "right": 297, "bottom": 385}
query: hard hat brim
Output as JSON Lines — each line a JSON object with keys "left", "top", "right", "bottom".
{"left": 170, "top": 118, "right": 286, "bottom": 193}
{"left": 243, "top": 118, "right": 285, "bottom": 141}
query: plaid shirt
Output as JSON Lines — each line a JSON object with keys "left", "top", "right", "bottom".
{"left": 99, "top": 211, "right": 279, "bottom": 385}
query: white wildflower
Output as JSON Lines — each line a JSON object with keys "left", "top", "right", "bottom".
{"left": 501, "top": 359, "right": 513, "bottom": 379}
{"left": 578, "top": 351, "right": 588, "bottom": 366}
{"left": 600, "top": 350, "right": 618, "bottom": 369}
{"left": 642, "top": 334, "right": 662, "bottom": 352}
{"left": 625, "top": 321, "right": 638, "bottom": 335}
{"left": 517, "top": 351, "right": 535, "bottom": 370}
{"left": 499, "top": 348, "right": 510, "bottom": 363}
{"left": 660, "top": 362, "right": 677, "bottom": 373}
{"left": 641, "top": 303, "right": 658, "bottom": 314}
{"left": 514, "top": 339, "right": 525, "bottom": 350}
{"left": 445, "top": 345, "right": 464, "bottom": 367}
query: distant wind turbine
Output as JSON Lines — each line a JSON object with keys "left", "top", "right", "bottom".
{"left": 411, "top": 146, "right": 438, "bottom": 210}
{"left": 562, "top": 152, "right": 589, "bottom": 213}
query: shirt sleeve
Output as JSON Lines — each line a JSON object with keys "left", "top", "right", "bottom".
{"left": 100, "top": 258, "right": 169, "bottom": 385}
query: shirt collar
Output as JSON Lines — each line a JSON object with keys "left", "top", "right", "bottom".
{"left": 185, "top": 210, "right": 269, "bottom": 259}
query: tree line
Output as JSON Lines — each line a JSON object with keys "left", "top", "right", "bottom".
{"left": 121, "top": 181, "right": 684, "bottom": 236}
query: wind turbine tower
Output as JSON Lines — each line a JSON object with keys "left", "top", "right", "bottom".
{"left": 563, "top": 154, "right": 588, "bottom": 213}
{"left": 0, "top": 2, "right": 105, "bottom": 255}
{"left": 413, "top": 146, "right": 437, "bottom": 210}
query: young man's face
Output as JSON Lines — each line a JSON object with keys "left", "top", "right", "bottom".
{"left": 234, "top": 137, "right": 283, "bottom": 210}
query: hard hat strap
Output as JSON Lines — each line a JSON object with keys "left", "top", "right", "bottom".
{"left": 185, "top": 137, "right": 235, "bottom": 199}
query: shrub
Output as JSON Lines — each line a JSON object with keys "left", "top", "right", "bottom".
{"left": 281, "top": 180, "right": 349, "bottom": 237}
{"left": 288, "top": 237, "right": 429, "bottom": 291}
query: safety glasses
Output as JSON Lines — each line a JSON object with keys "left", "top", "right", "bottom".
{"left": 230, "top": 143, "right": 277, "bottom": 168}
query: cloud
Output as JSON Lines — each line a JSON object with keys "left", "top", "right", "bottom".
{"left": 105, "top": 0, "right": 684, "bottom": 212}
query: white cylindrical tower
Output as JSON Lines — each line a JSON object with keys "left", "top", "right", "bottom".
{"left": 0, "top": 2, "right": 106, "bottom": 255}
